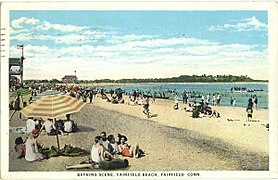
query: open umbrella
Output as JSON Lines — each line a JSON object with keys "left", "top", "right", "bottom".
{"left": 20, "top": 94, "right": 86, "bottom": 150}
{"left": 72, "top": 86, "right": 80, "bottom": 92}
{"left": 10, "top": 88, "right": 31, "bottom": 97}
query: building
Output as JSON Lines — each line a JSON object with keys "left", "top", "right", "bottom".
{"left": 62, "top": 75, "right": 78, "bottom": 83}
{"left": 9, "top": 57, "right": 23, "bottom": 87}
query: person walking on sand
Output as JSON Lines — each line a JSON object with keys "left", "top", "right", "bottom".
{"left": 9, "top": 94, "right": 22, "bottom": 120}
{"left": 245, "top": 107, "right": 253, "bottom": 126}
{"left": 245, "top": 98, "right": 253, "bottom": 126}
{"left": 182, "top": 92, "right": 186, "bottom": 104}
{"left": 247, "top": 98, "right": 253, "bottom": 109}
{"left": 143, "top": 97, "right": 150, "bottom": 118}
{"left": 89, "top": 91, "right": 94, "bottom": 103}
{"left": 152, "top": 92, "right": 156, "bottom": 103}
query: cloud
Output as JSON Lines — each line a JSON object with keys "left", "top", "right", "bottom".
{"left": 35, "top": 21, "right": 87, "bottom": 32}
{"left": 208, "top": 16, "right": 267, "bottom": 32}
{"left": 10, "top": 17, "right": 110, "bottom": 46}
{"left": 107, "top": 34, "right": 155, "bottom": 44}
{"left": 122, "top": 38, "right": 216, "bottom": 48}
{"left": 11, "top": 17, "right": 40, "bottom": 28}
{"left": 9, "top": 16, "right": 268, "bottom": 80}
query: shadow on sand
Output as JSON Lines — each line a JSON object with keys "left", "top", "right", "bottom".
{"left": 77, "top": 125, "right": 96, "bottom": 133}
{"left": 148, "top": 114, "right": 158, "bottom": 118}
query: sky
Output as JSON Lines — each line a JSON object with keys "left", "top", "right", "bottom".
{"left": 9, "top": 11, "right": 268, "bottom": 80}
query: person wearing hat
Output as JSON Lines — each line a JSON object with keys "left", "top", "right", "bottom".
{"left": 25, "top": 129, "right": 44, "bottom": 162}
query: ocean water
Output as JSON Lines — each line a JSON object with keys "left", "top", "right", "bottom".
{"left": 103, "top": 83, "right": 268, "bottom": 109}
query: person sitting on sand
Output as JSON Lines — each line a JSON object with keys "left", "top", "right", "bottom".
{"left": 66, "top": 135, "right": 115, "bottom": 170}
{"left": 106, "top": 96, "right": 111, "bottom": 102}
{"left": 63, "top": 119, "right": 73, "bottom": 133}
{"left": 192, "top": 105, "right": 200, "bottom": 118}
{"left": 209, "top": 109, "right": 221, "bottom": 118}
{"left": 184, "top": 103, "right": 194, "bottom": 112}
{"left": 111, "top": 94, "right": 119, "bottom": 104}
{"left": 187, "top": 103, "right": 194, "bottom": 112}
{"left": 66, "top": 137, "right": 128, "bottom": 170}
{"left": 91, "top": 136, "right": 113, "bottom": 165}
{"left": 40, "top": 119, "right": 62, "bottom": 136}
{"left": 118, "top": 134, "right": 140, "bottom": 158}
{"left": 63, "top": 114, "right": 77, "bottom": 133}
{"left": 107, "top": 135, "right": 120, "bottom": 156}
{"left": 100, "top": 132, "right": 113, "bottom": 154}
{"left": 25, "top": 129, "right": 45, "bottom": 162}
{"left": 127, "top": 98, "right": 135, "bottom": 105}
{"left": 14, "top": 137, "right": 26, "bottom": 159}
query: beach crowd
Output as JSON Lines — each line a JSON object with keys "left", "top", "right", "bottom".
{"left": 10, "top": 83, "right": 264, "bottom": 170}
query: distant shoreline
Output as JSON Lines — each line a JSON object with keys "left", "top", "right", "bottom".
{"left": 35, "top": 81, "right": 268, "bottom": 87}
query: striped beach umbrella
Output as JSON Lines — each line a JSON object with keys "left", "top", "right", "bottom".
{"left": 20, "top": 94, "right": 86, "bottom": 151}
{"left": 20, "top": 94, "right": 85, "bottom": 119}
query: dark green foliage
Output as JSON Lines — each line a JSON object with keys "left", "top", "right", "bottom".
{"left": 92, "top": 75, "right": 264, "bottom": 83}
{"left": 46, "top": 145, "right": 90, "bottom": 158}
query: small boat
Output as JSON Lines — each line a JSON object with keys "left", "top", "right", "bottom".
{"left": 254, "top": 89, "right": 264, "bottom": 92}
{"left": 231, "top": 87, "right": 247, "bottom": 93}
{"left": 143, "top": 94, "right": 169, "bottom": 99}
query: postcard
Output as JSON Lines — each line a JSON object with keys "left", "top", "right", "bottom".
{"left": 1, "top": 1, "right": 278, "bottom": 179}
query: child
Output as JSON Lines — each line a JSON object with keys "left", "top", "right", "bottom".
{"left": 244, "top": 107, "right": 253, "bottom": 126}
{"left": 14, "top": 137, "right": 26, "bottom": 159}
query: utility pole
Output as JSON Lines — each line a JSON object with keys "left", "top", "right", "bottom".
{"left": 17, "top": 45, "right": 24, "bottom": 87}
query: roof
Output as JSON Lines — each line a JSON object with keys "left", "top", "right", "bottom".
{"left": 63, "top": 75, "right": 77, "bottom": 78}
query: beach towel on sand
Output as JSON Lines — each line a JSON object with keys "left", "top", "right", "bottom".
{"left": 46, "top": 144, "right": 90, "bottom": 158}
{"left": 10, "top": 127, "right": 27, "bottom": 134}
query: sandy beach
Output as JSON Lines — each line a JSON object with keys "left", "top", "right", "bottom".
{"left": 9, "top": 95, "right": 269, "bottom": 171}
